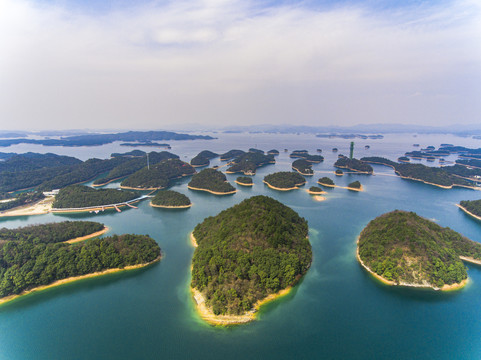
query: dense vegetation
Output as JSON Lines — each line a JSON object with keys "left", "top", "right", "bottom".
{"left": 0, "top": 221, "right": 104, "bottom": 244}
{"left": 236, "top": 176, "right": 253, "bottom": 185}
{"left": 292, "top": 159, "right": 313, "bottom": 175}
{"left": 191, "top": 196, "right": 311, "bottom": 315}
{"left": 188, "top": 169, "right": 236, "bottom": 193}
{"left": 0, "top": 153, "right": 81, "bottom": 173}
{"left": 335, "top": 169, "right": 344, "bottom": 175}
{"left": 289, "top": 150, "right": 308, "bottom": 158}
{"left": 308, "top": 186, "right": 323, "bottom": 193}
{"left": 111, "top": 150, "right": 146, "bottom": 158}
{"left": 456, "top": 159, "right": 481, "bottom": 169}
{"left": 348, "top": 181, "right": 361, "bottom": 189}
{"left": 151, "top": 190, "right": 191, "bottom": 207}
{"left": 0, "top": 192, "right": 45, "bottom": 212}
{"left": 264, "top": 172, "right": 306, "bottom": 189}
{"left": 121, "top": 159, "right": 195, "bottom": 189}
{"left": 361, "top": 157, "right": 397, "bottom": 168}
{"left": 248, "top": 148, "right": 264, "bottom": 154}
{"left": 459, "top": 200, "right": 481, "bottom": 218}
{"left": 190, "top": 150, "right": 218, "bottom": 167}
{"left": 226, "top": 152, "right": 275, "bottom": 175}
{"left": 358, "top": 211, "right": 481, "bottom": 288}
{"left": 220, "top": 149, "right": 245, "bottom": 161}
{"left": 267, "top": 149, "right": 279, "bottom": 155}
{"left": 289, "top": 151, "right": 323, "bottom": 163}
{"left": 52, "top": 185, "right": 137, "bottom": 209}
{"left": 443, "top": 164, "right": 481, "bottom": 179}
{"left": 318, "top": 177, "right": 334, "bottom": 186}
{"left": 334, "top": 157, "right": 373, "bottom": 174}
{"left": 0, "top": 230, "right": 160, "bottom": 298}
{"left": 94, "top": 152, "right": 179, "bottom": 186}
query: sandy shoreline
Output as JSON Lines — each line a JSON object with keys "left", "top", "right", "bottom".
{"left": 317, "top": 182, "right": 335, "bottom": 188}
{"left": 150, "top": 202, "right": 192, "bottom": 209}
{"left": 263, "top": 180, "right": 305, "bottom": 191}
{"left": 51, "top": 198, "right": 143, "bottom": 214}
{"left": 307, "top": 189, "right": 326, "bottom": 195}
{"left": 0, "top": 195, "right": 55, "bottom": 217}
{"left": 65, "top": 226, "right": 109, "bottom": 244}
{"left": 187, "top": 185, "right": 237, "bottom": 195}
{"left": 292, "top": 167, "right": 313, "bottom": 176}
{"left": 0, "top": 256, "right": 161, "bottom": 306}
{"left": 356, "top": 237, "right": 467, "bottom": 291}
{"left": 456, "top": 204, "right": 481, "bottom": 221}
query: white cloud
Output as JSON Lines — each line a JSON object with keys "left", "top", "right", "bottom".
{"left": 0, "top": 0, "right": 480, "bottom": 130}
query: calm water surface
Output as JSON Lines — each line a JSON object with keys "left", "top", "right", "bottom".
{"left": 1, "top": 133, "right": 481, "bottom": 360}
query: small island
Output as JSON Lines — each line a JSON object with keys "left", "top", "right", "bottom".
{"left": 307, "top": 186, "right": 325, "bottom": 195}
{"left": 263, "top": 172, "right": 307, "bottom": 191}
{"left": 235, "top": 176, "right": 253, "bottom": 186}
{"left": 267, "top": 149, "right": 279, "bottom": 155}
{"left": 335, "top": 169, "right": 344, "bottom": 176}
{"left": 0, "top": 222, "right": 160, "bottom": 304}
{"left": 334, "top": 157, "right": 373, "bottom": 174}
{"left": 318, "top": 177, "right": 335, "bottom": 187}
{"left": 347, "top": 181, "right": 362, "bottom": 191}
{"left": 292, "top": 159, "right": 314, "bottom": 176}
{"left": 190, "top": 150, "right": 219, "bottom": 167}
{"left": 190, "top": 195, "right": 312, "bottom": 325}
{"left": 458, "top": 200, "right": 481, "bottom": 221}
{"left": 150, "top": 190, "right": 192, "bottom": 208}
{"left": 357, "top": 210, "right": 481, "bottom": 290}
{"left": 188, "top": 168, "right": 237, "bottom": 195}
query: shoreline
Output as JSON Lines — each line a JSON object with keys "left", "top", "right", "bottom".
{"left": 317, "top": 181, "right": 335, "bottom": 188}
{"left": 334, "top": 165, "right": 372, "bottom": 175}
{"left": 292, "top": 167, "right": 313, "bottom": 176}
{"left": 120, "top": 185, "right": 164, "bottom": 191}
{"left": 92, "top": 176, "right": 127, "bottom": 187}
{"left": 65, "top": 226, "right": 109, "bottom": 244}
{"left": 307, "top": 189, "right": 326, "bottom": 195}
{"left": 0, "top": 195, "right": 55, "bottom": 217}
{"left": 187, "top": 185, "right": 237, "bottom": 195}
{"left": 51, "top": 198, "right": 143, "bottom": 214}
{"left": 456, "top": 204, "right": 481, "bottom": 221}
{"left": 235, "top": 180, "right": 253, "bottom": 187}
{"left": 0, "top": 256, "right": 161, "bottom": 306}
{"left": 150, "top": 202, "right": 192, "bottom": 209}
{"left": 356, "top": 237, "right": 467, "bottom": 291}
{"left": 263, "top": 180, "right": 305, "bottom": 191}
{"left": 396, "top": 173, "right": 481, "bottom": 191}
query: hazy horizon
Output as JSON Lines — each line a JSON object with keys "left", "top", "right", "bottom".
{"left": 1, "top": 0, "right": 480, "bottom": 131}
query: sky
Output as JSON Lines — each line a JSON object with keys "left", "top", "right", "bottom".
{"left": 0, "top": 0, "right": 480, "bottom": 131}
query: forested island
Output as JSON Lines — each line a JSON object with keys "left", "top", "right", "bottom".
{"left": 220, "top": 149, "right": 245, "bottom": 161}
{"left": 458, "top": 200, "right": 481, "bottom": 220}
{"left": 226, "top": 152, "right": 275, "bottom": 175}
{"left": 357, "top": 210, "right": 481, "bottom": 290}
{"left": 111, "top": 150, "right": 146, "bottom": 158}
{"left": 292, "top": 159, "right": 314, "bottom": 175}
{"left": 263, "top": 172, "right": 306, "bottom": 190}
{"left": 308, "top": 186, "right": 324, "bottom": 195}
{"left": 52, "top": 185, "right": 138, "bottom": 210}
{"left": 347, "top": 181, "right": 362, "bottom": 191}
{"left": 318, "top": 177, "right": 335, "bottom": 187}
{"left": 188, "top": 169, "right": 236, "bottom": 195}
{"left": 267, "top": 149, "right": 279, "bottom": 155}
{"left": 334, "top": 157, "right": 373, "bottom": 174}
{"left": 190, "top": 150, "right": 218, "bottom": 167}
{"left": 191, "top": 195, "right": 312, "bottom": 324}
{"left": 120, "top": 159, "right": 195, "bottom": 190}
{"left": 235, "top": 177, "right": 253, "bottom": 186}
{"left": 289, "top": 150, "right": 323, "bottom": 163}
{"left": 151, "top": 190, "right": 192, "bottom": 208}
{"left": 335, "top": 169, "right": 344, "bottom": 176}
{"left": 0, "top": 222, "right": 160, "bottom": 302}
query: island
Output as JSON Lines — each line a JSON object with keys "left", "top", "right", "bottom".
{"left": 334, "top": 157, "right": 373, "bottom": 174}
{"left": 235, "top": 176, "right": 253, "bottom": 186}
{"left": 226, "top": 152, "right": 275, "bottom": 175}
{"left": 188, "top": 168, "right": 237, "bottom": 195}
{"left": 220, "top": 149, "right": 245, "bottom": 161}
{"left": 335, "top": 169, "right": 344, "bottom": 176}
{"left": 292, "top": 159, "right": 314, "bottom": 176}
{"left": 150, "top": 190, "right": 191, "bottom": 208}
{"left": 190, "top": 150, "right": 219, "bottom": 167}
{"left": 307, "top": 186, "right": 325, "bottom": 195}
{"left": 357, "top": 210, "right": 481, "bottom": 290}
{"left": 120, "top": 159, "right": 195, "bottom": 190}
{"left": 458, "top": 200, "right": 481, "bottom": 221}
{"left": 0, "top": 222, "right": 161, "bottom": 304}
{"left": 318, "top": 177, "right": 335, "bottom": 187}
{"left": 289, "top": 151, "right": 323, "bottom": 163}
{"left": 289, "top": 150, "right": 308, "bottom": 158}
{"left": 347, "top": 181, "right": 362, "bottom": 191}
{"left": 190, "top": 195, "right": 312, "bottom": 325}
{"left": 267, "top": 149, "right": 279, "bottom": 155}
{"left": 263, "top": 172, "right": 306, "bottom": 191}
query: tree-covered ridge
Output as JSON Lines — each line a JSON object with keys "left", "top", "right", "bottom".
{"left": 308, "top": 186, "right": 323, "bottom": 193}
{"left": 289, "top": 151, "right": 323, "bottom": 163}
{"left": 292, "top": 159, "right": 313, "bottom": 175}
{"left": 318, "top": 177, "right": 334, "bottom": 186}
{"left": 188, "top": 168, "right": 236, "bottom": 193}
{"left": 267, "top": 149, "right": 279, "bottom": 155}
{"left": 348, "top": 181, "right": 361, "bottom": 189}
{"left": 334, "top": 157, "right": 373, "bottom": 174}
{"left": 0, "top": 153, "right": 81, "bottom": 173}
{"left": 190, "top": 150, "right": 219, "bottom": 167}
{"left": 220, "top": 149, "right": 245, "bottom": 161}
{"left": 443, "top": 164, "right": 481, "bottom": 179}
{"left": 0, "top": 192, "right": 45, "bottom": 212}
{"left": 226, "top": 152, "right": 275, "bottom": 175}
{"left": 111, "top": 150, "right": 146, "bottom": 158}
{"left": 358, "top": 210, "right": 481, "bottom": 288}
{"left": 94, "top": 152, "right": 179, "bottom": 185}
{"left": 264, "top": 172, "right": 306, "bottom": 189}
{"left": 0, "top": 232, "right": 160, "bottom": 298}
{"left": 236, "top": 176, "right": 253, "bottom": 185}
{"left": 0, "top": 221, "right": 105, "bottom": 244}
{"left": 460, "top": 200, "right": 481, "bottom": 218}
{"left": 191, "top": 195, "right": 311, "bottom": 315}
{"left": 151, "top": 190, "right": 191, "bottom": 207}
{"left": 121, "top": 159, "right": 195, "bottom": 189}
{"left": 52, "top": 185, "right": 138, "bottom": 209}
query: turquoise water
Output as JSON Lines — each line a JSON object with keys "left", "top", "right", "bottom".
{"left": 1, "top": 133, "right": 481, "bottom": 359}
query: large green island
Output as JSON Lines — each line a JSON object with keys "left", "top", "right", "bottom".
{"left": 263, "top": 172, "right": 307, "bottom": 191}
{"left": 191, "top": 195, "right": 312, "bottom": 325}
{"left": 150, "top": 190, "right": 192, "bottom": 208}
{"left": 0, "top": 221, "right": 161, "bottom": 304}
{"left": 188, "top": 168, "right": 236, "bottom": 195}
{"left": 357, "top": 210, "right": 481, "bottom": 290}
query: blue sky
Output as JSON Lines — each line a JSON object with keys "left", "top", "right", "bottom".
{"left": 0, "top": 0, "right": 479, "bottom": 130}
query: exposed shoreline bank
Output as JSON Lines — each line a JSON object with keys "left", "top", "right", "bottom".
{"left": 187, "top": 185, "right": 237, "bottom": 195}
{"left": 263, "top": 180, "right": 305, "bottom": 191}
{"left": 65, "top": 226, "right": 109, "bottom": 244}
{"left": 151, "top": 202, "right": 192, "bottom": 209}
{"left": 456, "top": 204, "right": 481, "bottom": 221}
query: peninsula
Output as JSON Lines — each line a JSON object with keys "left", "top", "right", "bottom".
{"left": 357, "top": 210, "right": 481, "bottom": 290}
{"left": 191, "top": 195, "right": 312, "bottom": 325}
{"left": 188, "top": 168, "right": 236, "bottom": 195}
{"left": 263, "top": 172, "right": 306, "bottom": 191}
{"left": 151, "top": 190, "right": 192, "bottom": 208}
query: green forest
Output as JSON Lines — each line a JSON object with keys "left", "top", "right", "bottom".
{"left": 151, "top": 190, "right": 191, "bottom": 207}
{"left": 226, "top": 152, "right": 275, "bottom": 174}
{"left": 191, "top": 195, "right": 312, "bottom": 315}
{"left": 0, "top": 229, "right": 160, "bottom": 298}
{"left": 318, "top": 177, "right": 334, "bottom": 186}
{"left": 263, "top": 172, "right": 306, "bottom": 189}
{"left": 52, "top": 185, "right": 138, "bottom": 209}
{"left": 460, "top": 200, "right": 481, "bottom": 217}
{"left": 236, "top": 176, "right": 253, "bottom": 185}
{"left": 188, "top": 168, "right": 236, "bottom": 193}
{"left": 292, "top": 159, "right": 313, "bottom": 175}
{"left": 190, "top": 150, "right": 218, "bottom": 167}
{"left": 308, "top": 186, "right": 323, "bottom": 193}
{"left": 220, "top": 149, "right": 245, "bottom": 161}
{"left": 348, "top": 181, "right": 361, "bottom": 189}
{"left": 358, "top": 210, "right": 481, "bottom": 288}
{"left": 334, "top": 157, "right": 373, "bottom": 174}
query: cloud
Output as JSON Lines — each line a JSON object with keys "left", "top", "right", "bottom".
{"left": 0, "top": 0, "right": 480, "bottom": 130}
